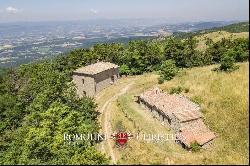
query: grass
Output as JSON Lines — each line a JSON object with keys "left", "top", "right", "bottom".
{"left": 96, "top": 62, "right": 249, "bottom": 164}
{"left": 195, "top": 31, "right": 249, "bottom": 50}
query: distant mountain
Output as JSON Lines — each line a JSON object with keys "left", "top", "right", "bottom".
{"left": 0, "top": 19, "right": 247, "bottom": 68}
{"left": 203, "top": 21, "right": 249, "bottom": 33}
{"left": 0, "top": 19, "right": 170, "bottom": 38}
{"left": 172, "top": 21, "right": 249, "bottom": 38}
{"left": 150, "top": 20, "right": 239, "bottom": 33}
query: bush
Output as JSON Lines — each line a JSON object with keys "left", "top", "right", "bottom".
{"left": 158, "top": 76, "right": 164, "bottom": 84}
{"left": 191, "top": 95, "right": 204, "bottom": 105}
{"left": 169, "top": 86, "right": 183, "bottom": 94}
{"left": 115, "top": 120, "right": 126, "bottom": 132}
{"left": 218, "top": 50, "right": 239, "bottom": 72}
{"left": 119, "top": 64, "right": 130, "bottom": 76}
{"left": 160, "top": 60, "right": 178, "bottom": 81}
{"left": 184, "top": 87, "right": 190, "bottom": 93}
{"left": 190, "top": 141, "right": 201, "bottom": 152}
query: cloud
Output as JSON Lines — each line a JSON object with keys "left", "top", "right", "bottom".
{"left": 6, "top": 6, "right": 21, "bottom": 14}
{"left": 90, "top": 8, "right": 98, "bottom": 14}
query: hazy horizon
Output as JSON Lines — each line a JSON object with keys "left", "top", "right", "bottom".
{"left": 0, "top": 18, "right": 248, "bottom": 25}
{"left": 0, "top": 0, "right": 249, "bottom": 23}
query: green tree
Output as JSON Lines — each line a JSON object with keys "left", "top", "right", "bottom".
{"left": 0, "top": 60, "right": 109, "bottom": 165}
{"left": 119, "top": 64, "right": 130, "bottom": 76}
{"left": 219, "top": 50, "right": 238, "bottom": 72}
{"left": 160, "top": 60, "right": 178, "bottom": 81}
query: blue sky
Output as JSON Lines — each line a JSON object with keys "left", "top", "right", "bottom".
{"left": 0, "top": 0, "right": 249, "bottom": 23}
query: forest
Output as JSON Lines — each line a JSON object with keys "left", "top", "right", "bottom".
{"left": 0, "top": 22, "right": 249, "bottom": 164}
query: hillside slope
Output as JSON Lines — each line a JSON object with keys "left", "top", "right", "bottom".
{"left": 195, "top": 31, "right": 249, "bottom": 50}
{"left": 173, "top": 21, "right": 249, "bottom": 39}
{"left": 96, "top": 62, "right": 249, "bottom": 165}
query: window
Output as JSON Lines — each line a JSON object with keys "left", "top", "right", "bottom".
{"left": 83, "top": 91, "right": 86, "bottom": 96}
{"left": 111, "top": 75, "right": 115, "bottom": 82}
{"left": 82, "top": 79, "right": 85, "bottom": 85}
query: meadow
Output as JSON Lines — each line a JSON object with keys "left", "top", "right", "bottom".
{"left": 96, "top": 62, "right": 249, "bottom": 164}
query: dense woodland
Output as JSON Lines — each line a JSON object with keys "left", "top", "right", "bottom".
{"left": 0, "top": 22, "right": 249, "bottom": 164}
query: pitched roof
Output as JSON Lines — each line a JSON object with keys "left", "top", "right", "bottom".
{"left": 177, "top": 126, "right": 216, "bottom": 147}
{"left": 74, "top": 62, "right": 119, "bottom": 75}
{"left": 176, "top": 112, "right": 216, "bottom": 147}
{"left": 139, "top": 87, "right": 216, "bottom": 147}
{"left": 139, "top": 87, "right": 201, "bottom": 117}
{"left": 172, "top": 109, "right": 203, "bottom": 122}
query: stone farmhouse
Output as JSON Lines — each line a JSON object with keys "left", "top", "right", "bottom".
{"left": 137, "top": 87, "right": 216, "bottom": 149}
{"left": 73, "top": 62, "right": 119, "bottom": 97}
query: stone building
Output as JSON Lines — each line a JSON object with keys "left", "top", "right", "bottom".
{"left": 73, "top": 62, "right": 119, "bottom": 97}
{"left": 137, "top": 87, "right": 216, "bottom": 149}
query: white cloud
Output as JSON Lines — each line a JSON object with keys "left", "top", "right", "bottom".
{"left": 6, "top": 6, "right": 21, "bottom": 14}
{"left": 90, "top": 8, "right": 98, "bottom": 14}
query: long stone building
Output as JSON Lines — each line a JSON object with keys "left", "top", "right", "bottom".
{"left": 73, "top": 62, "right": 119, "bottom": 97}
{"left": 137, "top": 87, "right": 216, "bottom": 149}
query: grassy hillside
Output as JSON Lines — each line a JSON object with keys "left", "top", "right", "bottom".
{"left": 207, "top": 21, "right": 249, "bottom": 33}
{"left": 96, "top": 62, "right": 249, "bottom": 164}
{"left": 195, "top": 31, "right": 249, "bottom": 50}
{"left": 174, "top": 21, "right": 249, "bottom": 39}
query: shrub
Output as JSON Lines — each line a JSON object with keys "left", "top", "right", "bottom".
{"left": 218, "top": 50, "right": 239, "bottom": 72}
{"left": 190, "top": 141, "right": 201, "bottom": 152}
{"left": 158, "top": 76, "right": 164, "bottom": 84}
{"left": 184, "top": 87, "right": 190, "bottom": 93}
{"left": 160, "top": 60, "right": 178, "bottom": 81}
{"left": 119, "top": 64, "right": 130, "bottom": 76}
{"left": 169, "top": 86, "right": 183, "bottom": 94}
{"left": 191, "top": 95, "right": 204, "bottom": 105}
{"left": 115, "top": 120, "right": 125, "bottom": 132}
{"left": 234, "top": 49, "right": 249, "bottom": 62}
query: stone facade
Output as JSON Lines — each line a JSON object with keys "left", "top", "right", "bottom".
{"left": 73, "top": 62, "right": 119, "bottom": 97}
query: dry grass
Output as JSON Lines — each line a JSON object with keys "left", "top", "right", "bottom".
{"left": 97, "top": 62, "right": 249, "bottom": 164}
{"left": 195, "top": 31, "right": 249, "bottom": 50}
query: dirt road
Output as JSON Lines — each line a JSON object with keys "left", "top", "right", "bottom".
{"left": 96, "top": 82, "right": 134, "bottom": 164}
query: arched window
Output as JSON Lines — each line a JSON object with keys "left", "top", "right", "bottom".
{"left": 82, "top": 79, "right": 85, "bottom": 85}
{"left": 83, "top": 91, "right": 86, "bottom": 96}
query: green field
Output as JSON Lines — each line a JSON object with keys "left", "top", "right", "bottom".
{"left": 195, "top": 31, "right": 249, "bottom": 50}
{"left": 96, "top": 62, "right": 249, "bottom": 165}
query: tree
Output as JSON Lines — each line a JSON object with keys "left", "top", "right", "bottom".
{"left": 119, "top": 64, "right": 130, "bottom": 76}
{"left": 159, "top": 60, "right": 178, "bottom": 81}
{"left": 0, "top": 60, "right": 109, "bottom": 165}
{"left": 219, "top": 50, "right": 239, "bottom": 72}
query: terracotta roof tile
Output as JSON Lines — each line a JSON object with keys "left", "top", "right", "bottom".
{"left": 173, "top": 109, "right": 203, "bottom": 122}
{"left": 177, "top": 129, "right": 216, "bottom": 147}
{"left": 139, "top": 87, "right": 216, "bottom": 147}
{"left": 139, "top": 87, "right": 200, "bottom": 117}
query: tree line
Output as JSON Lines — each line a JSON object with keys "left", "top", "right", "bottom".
{"left": 0, "top": 28, "right": 249, "bottom": 164}
{"left": 54, "top": 35, "right": 248, "bottom": 76}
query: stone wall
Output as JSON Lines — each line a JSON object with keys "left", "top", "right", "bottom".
{"left": 73, "top": 67, "right": 119, "bottom": 97}
{"left": 94, "top": 68, "right": 119, "bottom": 94}
{"left": 73, "top": 74, "right": 95, "bottom": 97}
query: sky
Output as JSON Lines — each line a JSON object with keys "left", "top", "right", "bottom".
{"left": 0, "top": 0, "right": 249, "bottom": 23}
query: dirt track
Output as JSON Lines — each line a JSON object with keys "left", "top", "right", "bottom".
{"left": 96, "top": 82, "right": 134, "bottom": 164}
